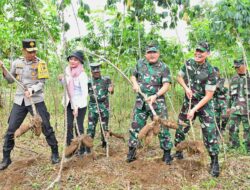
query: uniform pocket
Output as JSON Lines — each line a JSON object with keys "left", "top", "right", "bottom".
{"left": 230, "top": 85, "right": 238, "bottom": 95}
{"left": 195, "top": 72, "right": 208, "bottom": 83}
{"left": 15, "top": 68, "right": 23, "bottom": 75}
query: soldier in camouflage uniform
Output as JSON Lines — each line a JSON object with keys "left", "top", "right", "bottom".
{"left": 174, "top": 42, "right": 220, "bottom": 177}
{"left": 0, "top": 39, "right": 59, "bottom": 170}
{"left": 227, "top": 59, "right": 250, "bottom": 153}
{"left": 127, "top": 42, "right": 173, "bottom": 165}
{"left": 213, "top": 67, "right": 229, "bottom": 133}
{"left": 86, "top": 63, "right": 114, "bottom": 151}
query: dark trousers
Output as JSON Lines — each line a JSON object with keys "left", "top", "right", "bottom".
{"left": 66, "top": 103, "right": 87, "bottom": 146}
{"left": 3, "top": 101, "right": 58, "bottom": 157}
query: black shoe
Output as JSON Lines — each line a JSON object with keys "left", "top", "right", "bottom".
{"left": 51, "top": 147, "right": 60, "bottom": 164}
{"left": 126, "top": 147, "right": 136, "bottom": 163}
{"left": 210, "top": 155, "right": 220, "bottom": 177}
{"left": 174, "top": 151, "right": 184, "bottom": 160}
{"left": 0, "top": 158, "right": 12, "bottom": 170}
{"left": 51, "top": 152, "right": 60, "bottom": 164}
{"left": 163, "top": 150, "right": 173, "bottom": 165}
{"left": 85, "top": 147, "right": 91, "bottom": 154}
{"left": 102, "top": 141, "right": 107, "bottom": 148}
{"left": 75, "top": 146, "right": 85, "bottom": 157}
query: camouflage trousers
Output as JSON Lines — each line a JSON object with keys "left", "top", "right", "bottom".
{"left": 128, "top": 99, "right": 173, "bottom": 150}
{"left": 87, "top": 102, "right": 109, "bottom": 141}
{"left": 214, "top": 99, "right": 228, "bottom": 131}
{"left": 228, "top": 113, "right": 250, "bottom": 151}
{"left": 214, "top": 108, "right": 228, "bottom": 131}
{"left": 175, "top": 98, "right": 220, "bottom": 155}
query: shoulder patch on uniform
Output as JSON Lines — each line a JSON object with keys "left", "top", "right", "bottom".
{"left": 37, "top": 60, "right": 49, "bottom": 79}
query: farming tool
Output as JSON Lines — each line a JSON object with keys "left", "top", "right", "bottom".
{"left": 2, "top": 64, "right": 42, "bottom": 138}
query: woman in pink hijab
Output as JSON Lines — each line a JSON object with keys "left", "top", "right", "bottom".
{"left": 59, "top": 50, "right": 88, "bottom": 155}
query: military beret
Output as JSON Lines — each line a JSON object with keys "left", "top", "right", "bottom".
{"left": 90, "top": 62, "right": 101, "bottom": 72}
{"left": 196, "top": 42, "right": 210, "bottom": 52}
{"left": 22, "top": 39, "right": 38, "bottom": 52}
{"left": 67, "top": 50, "right": 84, "bottom": 64}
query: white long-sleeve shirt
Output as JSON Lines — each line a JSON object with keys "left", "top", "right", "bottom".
{"left": 61, "top": 67, "right": 88, "bottom": 109}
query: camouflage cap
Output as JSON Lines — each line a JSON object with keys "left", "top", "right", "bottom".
{"left": 196, "top": 42, "right": 210, "bottom": 52}
{"left": 22, "top": 39, "right": 38, "bottom": 52}
{"left": 90, "top": 62, "right": 101, "bottom": 72}
{"left": 233, "top": 59, "right": 244, "bottom": 68}
{"left": 146, "top": 41, "right": 159, "bottom": 53}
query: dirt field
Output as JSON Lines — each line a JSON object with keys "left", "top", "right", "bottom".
{"left": 0, "top": 132, "right": 249, "bottom": 190}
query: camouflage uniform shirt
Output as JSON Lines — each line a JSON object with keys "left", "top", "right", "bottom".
{"left": 133, "top": 58, "right": 171, "bottom": 109}
{"left": 228, "top": 74, "right": 250, "bottom": 115}
{"left": 213, "top": 78, "right": 228, "bottom": 110}
{"left": 227, "top": 73, "right": 250, "bottom": 151}
{"left": 178, "top": 58, "right": 217, "bottom": 100}
{"left": 87, "top": 76, "right": 112, "bottom": 138}
{"left": 129, "top": 58, "right": 173, "bottom": 150}
{"left": 175, "top": 58, "right": 219, "bottom": 155}
{"left": 88, "top": 76, "right": 111, "bottom": 106}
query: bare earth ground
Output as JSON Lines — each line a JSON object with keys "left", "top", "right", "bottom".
{"left": 0, "top": 100, "right": 249, "bottom": 190}
{"left": 0, "top": 132, "right": 249, "bottom": 190}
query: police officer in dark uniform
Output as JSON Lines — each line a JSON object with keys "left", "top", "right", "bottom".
{"left": 0, "top": 39, "right": 60, "bottom": 170}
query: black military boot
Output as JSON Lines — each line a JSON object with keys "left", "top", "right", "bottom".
{"left": 0, "top": 151, "right": 12, "bottom": 170}
{"left": 210, "top": 155, "right": 220, "bottom": 177}
{"left": 76, "top": 145, "right": 85, "bottom": 157}
{"left": 51, "top": 147, "right": 60, "bottom": 164}
{"left": 163, "top": 150, "right": 173, "bottom": 165}
{"left": 79, "top": 146, "right": 85, "bottom": 155}
{"left": 102, "top": 141, "right": 107, "bottom": 148}
{"left": 126, "top": 147, "right": 136, "bottom": 163}
{"left": 85, "top": 147, "right": 91, "bottom": 154}
{"left": 174, "top": 151, "right": 184, "bottom": 160}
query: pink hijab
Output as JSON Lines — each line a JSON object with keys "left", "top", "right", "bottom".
{"left": 67, "top": 64, "right": 84, "bottom": 99}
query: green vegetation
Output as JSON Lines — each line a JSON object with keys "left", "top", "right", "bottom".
{"left": 0, "top": 0, "right": 250, "bottom": 189}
